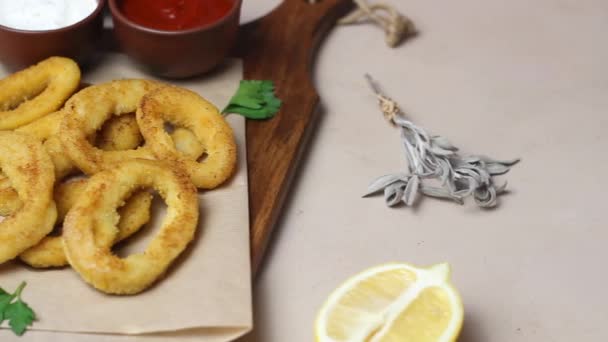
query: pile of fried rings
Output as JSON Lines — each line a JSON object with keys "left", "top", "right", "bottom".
{"left": 0, "top": 57, "right": 237, "bottom": 295}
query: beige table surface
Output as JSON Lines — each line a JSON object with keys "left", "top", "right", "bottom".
{"left": 239, "top": 0, "right": 608, "bottom": 341}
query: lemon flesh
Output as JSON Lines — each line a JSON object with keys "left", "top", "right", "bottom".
{"left": 316, "top": 263, "right": 463, "bottom": 342}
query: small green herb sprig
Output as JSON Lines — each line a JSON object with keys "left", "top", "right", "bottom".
{"left": 223, "top": 80, "right": 282, "bottom": 119}
{"left": 0, "top": 282, "right": 36, "bottom": 336}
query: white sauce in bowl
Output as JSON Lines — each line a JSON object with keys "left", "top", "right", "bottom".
{"left": 0, "top": 0, "right": 99, "bottom": 31}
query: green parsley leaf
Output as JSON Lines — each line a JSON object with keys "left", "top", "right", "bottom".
{"left": 5, "top": 301, "right": 35, "bottom": 336}
{"left": 223, "top": 80, "right": 282, "bottom": 119}
{"left": 0, "top": 282, "right": 36, "bottom": 336}
{"left": 0, "top": 288, "right": 12, "bottom": 322}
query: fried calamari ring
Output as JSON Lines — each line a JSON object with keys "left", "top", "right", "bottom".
{"left": 44, "top": 136, "right": 77, "bottom": 179}
{"left": 97, "top": 114, "right": 144, "bottom": 151}
{"left": 45, "top": 114, "right": 148, "bottom": 178}
{"left": 0, "top": 57, "right": 80, "bottom": 130}
{"left": 16, "top": 104, "right": 199, "bottom": 156}
{"left": 0, "top": 124, "right": 151, "bottom": 215}
{"left": 0, "top": 111, "right": 69, "bottom": 210}
{"left": 0, "top": 111, "right": 159, "bottom": 214}
{"left": 137, "top": 86, "right": 237, "bottom": 189}
{"left": 171, "top": 128, "right": 206, "bottom": 160}
{"left": 63, "top": 159, "right": 198, "bottom": 295}
{"left": 0, "top": 179, "right": 20, "bottom": 216}
{"left": 98, "top": 117, "right": 204, "bottom": 157}
{"left": 60, "top": 79, "right": 163, "bottom": 174}
{"left": 55, "top": 179, "right": 88, "bottom": 219}
{"left": 42, "top": 115, "right": 199, "bottom": 178}
{"left": 97, "top": 115, "right": 204, "bottom": 158}
{"left": 0, "top": 140, "right": 70, "bottom": 214}
{"left": 15, "top": 110, "right": 64, "bottom": 140}
{"left": 20, "top": 179, "right": 153, "bottom": 268}
{"left": 0, "top": 132, "right": 57, "bottom": 264}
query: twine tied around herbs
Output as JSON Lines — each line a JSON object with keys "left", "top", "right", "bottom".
{"left": 365, "top": 74, "right": 400, "bottom": 125}
{"left": 363, "top": 74, "right": 521, "bottom": 209}
{"left": 338, "top": 0, "right": 415, "bottom": 48}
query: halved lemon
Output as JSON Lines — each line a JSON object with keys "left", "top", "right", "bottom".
{"left": 315, "top": 263, "right": 463, "bottom": 342}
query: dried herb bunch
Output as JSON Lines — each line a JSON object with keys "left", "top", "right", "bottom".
{"left": 363, "top": 75, "right": 520, "bottom": 208}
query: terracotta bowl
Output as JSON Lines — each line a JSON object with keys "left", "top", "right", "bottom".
{"left": 108, "top": 0, "right": 242, "bottom": 79}
{"left": 0, "top": 0, "right": 106, "bottom": 72}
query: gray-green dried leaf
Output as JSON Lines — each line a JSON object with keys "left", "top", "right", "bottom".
{"left": 474, "top": 186, "right": 497, "bottom": 208}
{"left": 384, "top": 182, "right": 406, "bottom": 207}
{"left": 431, "top": 135, "right": 458, "bottom": 151}
{"left": 364, "top": 173, "right": 408, "bottom": 197}
{"left": 420, "top": 185, "right": 464, "bottom": 204}
{"left": 461, "top": 155, "right": 481, "bottom": 164}
{"left": 429, "top": 145, "right": 456, "bottom": 157}
{"left": 485, "top": 163, "right": 511, "bottom": 176}
{"left": 475, "top": 155, "right": 521, "bottom": 167}
{"left": 403, "top": 175, "right": 420, "bottom": 206}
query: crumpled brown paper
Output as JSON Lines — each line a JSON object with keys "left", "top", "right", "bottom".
{"left": 0, "top": 54, "right": 252, "bottom": 341}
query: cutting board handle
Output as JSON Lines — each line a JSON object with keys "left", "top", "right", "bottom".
{"left": 235, "top": 0, "right": 353, "bottom": 274}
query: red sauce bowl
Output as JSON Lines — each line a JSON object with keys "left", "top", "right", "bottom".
{"left": 0, "top": 0, "right": 106, "bottom": 72}
{"left": 109, "top": 0, "right": 242, "bottom": 78}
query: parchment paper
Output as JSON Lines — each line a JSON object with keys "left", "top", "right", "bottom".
{"left": 0, "top": 54, "right": 252, "bottom": 341}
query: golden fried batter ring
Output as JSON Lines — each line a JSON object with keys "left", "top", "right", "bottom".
{"left": 171, "top": 128, "right": 206, "bottom": 160}
{"left": 60, "top": 79, "right": 162, "bottom": 174}
{"left": 15, "top": 110, "right": 64, "bottom": 141}
{"left": 0, "top": 115, "right": 151, "bottom": 214}
{"left": 0, "top": 178, "right": 20, "bottom": 216}
{"left": 0, "top": 132, "right": 57, "bottom": 264}
{"left": 97, "top": 115, "right": 204, "bottom": 158}
{"left": 97, "top": 114, "right": 144, "bottom": 151}
{"left": 63, "top": 159, "right": 198, "bottom": 295}
{"left": 0, "top": 135, "right": 85, "bottom": 196}
{"left": 137, "top": 86, "right": 237, "bottom": 189}
{"left": 20, "top": 179, "right": 153, "bottom": 268}
{"left": 45, "top": 136, "right": 77, "bottom": 179}
{"left": 0, "top": 105, "right": 200, "bottom": 215}
{"left": 0, "top": 57, "right": 80, "bottom": 130}
{"left": 44, "top": 115, "right": 148, "bottom": 179}
{"left": 0, "top": 108, "right": 57, "bottom": 212}
{"left": 16, "top": 110, "right": 85, "bottom": 178}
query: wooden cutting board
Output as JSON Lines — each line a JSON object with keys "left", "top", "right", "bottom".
{"left": 235, "top": 0, "right": 353, "bottom": 275}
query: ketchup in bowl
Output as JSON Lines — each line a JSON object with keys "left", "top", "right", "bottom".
{"left": 121, "top": 0, "right": 234, "bottom": 31}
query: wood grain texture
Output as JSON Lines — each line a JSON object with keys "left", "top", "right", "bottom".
{"left": 235, "top": 0, "right": 353, "bottom": 274}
